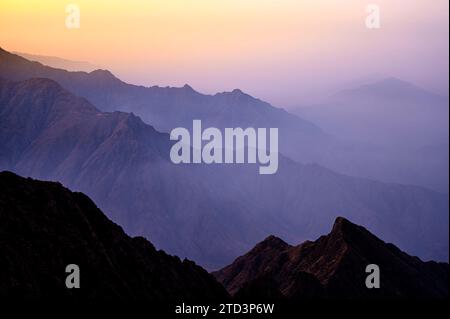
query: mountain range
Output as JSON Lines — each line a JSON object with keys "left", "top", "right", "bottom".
{"left": 0, "top": 47, "right": 328, "bottom": 165}
{"left": 1, "top": 172, "right": 447, "bottom": 299}
{"left": 1, "top": 47, "right": 447, "bottom": 193}
{"left": 0, "top": 77, "right": 448, "bottom": 269}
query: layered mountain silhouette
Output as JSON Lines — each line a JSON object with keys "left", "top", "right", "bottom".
{"left": 0, "top": 47, "right": 316, "bottom": 134}
{"left": 2, "top": 47, "right": 447, "bottom": 192}
{"left": 0, "top": 171, "right": 228, "bottom": 299}
{"left": 0, "top": 77, "right": 448, "bottom": 269}
{"left": 0, "top": 47, "right": 328, "bottom": 164}
{"left": 214, "top": 217, "right": 449, "bottom": 299}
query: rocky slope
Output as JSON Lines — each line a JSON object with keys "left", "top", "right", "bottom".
{"left": 0, "top": 171, "right": 228, "bottom": 300}
{"left": 214, "top": 217, "right": 449, "bottom": 299}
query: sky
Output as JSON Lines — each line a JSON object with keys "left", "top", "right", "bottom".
{"left": 0, "top": 0, "right": 448, "bottom": 107}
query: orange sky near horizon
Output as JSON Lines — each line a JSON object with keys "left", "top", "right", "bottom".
{"left": 0, "top": 0, "right": 448, "bottom": 106}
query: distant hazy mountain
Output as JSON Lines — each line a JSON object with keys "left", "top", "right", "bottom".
{"left": 294, "top": 77, "right": 449, "bottom": 192}
{"left": 13, "top": 51, "right": 99, "bottom": 72}
{"left": 0, "top": 171, "right": 228, "bottom": 300}
{"left": 214, "top": 217, "right": 449, "bottom": 299}
{"left": 0, "top": 78, "right": 447, "bottom": 269}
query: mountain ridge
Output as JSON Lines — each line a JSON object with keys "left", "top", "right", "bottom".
{"left": 214, "top": 217, "right": 449, "bottom": 299}
{"left": 0, "top": 170, "right": 228, "bottom": 300}
{"left": 0, "top": 46, "right": 329, "bottom": 166}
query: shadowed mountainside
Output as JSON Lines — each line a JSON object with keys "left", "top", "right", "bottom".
{"left": 0, "top": 171, "right": 228, "bottom": 300}
{"left": 214, "top": 217, "right": 449, "bottom": 299}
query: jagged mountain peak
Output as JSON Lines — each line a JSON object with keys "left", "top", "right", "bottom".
{"left": 328, "top": 216, "right": 371, "bottom": 241}
{"left": 256, "top": 235, "right": 290, "bottom": 251}
{"left": 214, "top": 217, "right": 449, "bottom": 299}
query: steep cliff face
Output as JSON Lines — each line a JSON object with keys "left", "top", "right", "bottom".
{"left": 214, "top": 217, "right": 449, "bottom": 299}
{"left": 0, "top": 171, "right": 228, "bottom": 300}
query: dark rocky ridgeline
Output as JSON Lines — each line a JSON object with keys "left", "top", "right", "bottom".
{"left": 0, "top": 171, "right": 228, "bottom": 300}
{"left": 214, "top": 217, "right": 449, "bottom": 299}
{"left": 0, "top": 170, "right": 447, "bottom": 301}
